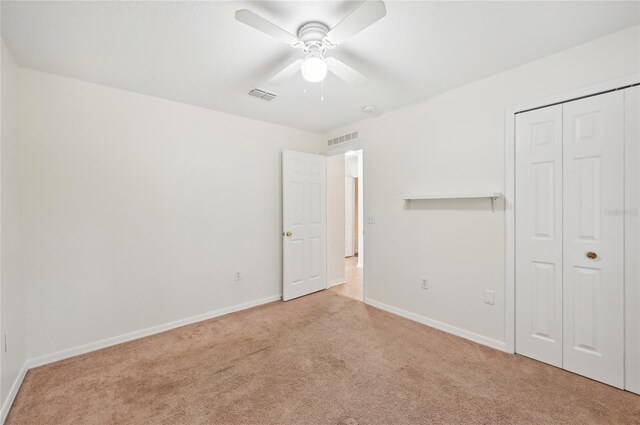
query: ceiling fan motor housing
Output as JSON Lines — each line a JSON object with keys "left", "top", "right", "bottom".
{"left": 297, "top": 22, "right": 332, "bottom": 53}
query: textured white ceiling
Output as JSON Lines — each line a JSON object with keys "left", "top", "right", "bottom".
{"left": 2, "top": 1, "right": 638, "bottom": 133}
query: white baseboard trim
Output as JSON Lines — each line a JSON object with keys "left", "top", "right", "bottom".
{"left": 1, "top": 363, "right": 28, "bottom": 424}
{"left": 328, "top": 279, "right": 347, "bottom": 288}
{"left": 26, "top": 294, "right": 282, "bottom": 369}
{"left": 365, "top": 298, "right": 508, "bottom": 353}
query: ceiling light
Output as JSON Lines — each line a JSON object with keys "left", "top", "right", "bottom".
{"left": 301, "top": 57, "right": 328, "bottom": 83}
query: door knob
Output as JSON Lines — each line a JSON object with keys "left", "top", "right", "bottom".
{"left": 284, "top": 231, "right": 293, "bottom": 237}
{"left": 586, "top": 251, "right": 598, "bottom": 260}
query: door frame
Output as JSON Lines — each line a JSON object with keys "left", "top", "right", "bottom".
{"left": 505, "top": 74, "right": 640, "bottom": 392}
{"left": 325, "top": 141, "right": 368, "bottom": 302}
{"left": 345, "top": 175, "right": 356, "bottom": 257}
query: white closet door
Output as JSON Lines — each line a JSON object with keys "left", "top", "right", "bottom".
{"left": 515, "top": 105, "right": 564, "bottom": 367}
{"left": 562, "top": 91, "right": 624, "bottom": 388}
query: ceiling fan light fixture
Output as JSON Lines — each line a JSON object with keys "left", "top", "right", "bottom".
{"left": 301, "top": 56, "right": 328, "bottom": 83}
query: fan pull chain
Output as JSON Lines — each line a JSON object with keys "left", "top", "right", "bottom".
{"left": 321, "top": 80, "right": 324, "bottom": 101}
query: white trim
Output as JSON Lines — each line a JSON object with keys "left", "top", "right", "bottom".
{"left": 328, "top": 279, "right": 347, "bottom": 288}
{"left": 624, "top": 86, "right": 640, "bottom": 394}
{"left": 505, "top": 74, "right": 640, "bottom": 364}
{"left": 345, "top": 176, "right": 355, "bottom": 257}
{"left": 505, "top": 102, "right": 516, "bottom": 354}
{"left": 26, "top": 295, "right": 281, "bottom": 369}
{"left": 366, "top": 298, "right": 508, "bottom": 353}
{"left": 1, "top": 363, "right": 27, "bottom": 424}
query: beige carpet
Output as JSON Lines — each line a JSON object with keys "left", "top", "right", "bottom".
{"left": 7, "top": 291, "right": 640, "bottom": 424}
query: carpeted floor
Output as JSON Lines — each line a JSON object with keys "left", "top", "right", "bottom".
{"left": 7, "top": 291, "right": 640, "bottom": 424}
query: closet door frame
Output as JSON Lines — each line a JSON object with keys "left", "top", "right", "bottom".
{"left": 505, "top": 73, "right": 640, "bottom": 393}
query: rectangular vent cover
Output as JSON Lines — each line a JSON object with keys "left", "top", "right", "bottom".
{"left": 249, "top": 89, "right": 278, "bottom": 101}
{"left": 328, "top": 131, "right": 359, "bottom": 146}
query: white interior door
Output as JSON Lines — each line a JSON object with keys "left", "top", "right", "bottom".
{"left": 515, "top": 105, "right": 564, "bottom": 367}
{"left": 345, "top": 176, "right": 355, "bottom": 257}
{"left": 282, "top": 150, "right": 327, "bottom": 301}
{"left": 563, "top": 91, "right": 624, "bottom": 388}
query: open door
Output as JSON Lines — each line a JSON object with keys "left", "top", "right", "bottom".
{"left": 282, "top": 150, "right": 327, "bottom": 301}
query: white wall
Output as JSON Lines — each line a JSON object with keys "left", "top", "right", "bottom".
{"left": 17, "top": 69, "right": 322, "bottom": 360}
{"left": 1, "top": 41, "right": 26, "bottom": 413}
{"left": 323, "top": 25, "right": 640, "bottom": 348}
{"left": 327, "top": 154, "right": 345, "bottom": 286}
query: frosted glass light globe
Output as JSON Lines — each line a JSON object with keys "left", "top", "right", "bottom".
{"left": 301, "top": 57, "right": 328, "bottom": 83}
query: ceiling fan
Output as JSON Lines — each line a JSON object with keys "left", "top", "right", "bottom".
{"left": 235, "top": 0, "right": 386, "bottom": 86}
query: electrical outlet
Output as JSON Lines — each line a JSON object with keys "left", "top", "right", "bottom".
{"left": 421, "top": 278, "right": 429, "bottom": 290}
{"left": 484, "top": 290, "right": 495, "bottom": 305}
{"left": 367, "top": 215, "right": 376, "bottom": 224}
{"left": 235, "top": 272, "right": 242, "bottom": 281}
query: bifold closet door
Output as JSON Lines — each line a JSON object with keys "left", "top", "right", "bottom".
{"left": 562, "top": 91, "right": 624, "bottom": 389}
{"left": 515, "top": 105, "right": 564, "bottom": 367}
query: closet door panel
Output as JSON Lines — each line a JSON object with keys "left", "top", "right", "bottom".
{"left": 515, "top": 105, "right": 563, "bottom": 367}
{"left": 563, "top": 91, "right": 624, "bottom": 389}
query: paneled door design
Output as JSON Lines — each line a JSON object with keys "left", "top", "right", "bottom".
{"left": 282, "top": 150, "right": 327, "bottom": 301}
{"left": 515, "top": 105, "right": 564, "bottom": 367}
{"left": 515, "top": 89, "right": 627, "bottom": 389}
{"left": 563, "top": 91, "right": 624, "bottom": 388}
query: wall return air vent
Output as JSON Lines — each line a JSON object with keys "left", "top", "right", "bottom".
{"left": 328, "top": 131, "right": 359, "bottom": 147}
{"left": 248, "top": 88, "right": 278, "bottom": 101}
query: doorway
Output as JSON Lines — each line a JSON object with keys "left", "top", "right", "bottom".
{"left": 327, "top": 149, "right": 364, "bottom": 301}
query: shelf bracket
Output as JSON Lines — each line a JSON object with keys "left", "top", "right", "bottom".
{"left": 491, "top": 196, "right": 497, "bottom": 213}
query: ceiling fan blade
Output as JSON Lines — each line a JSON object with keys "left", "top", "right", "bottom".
{"left": 268, "top": 59, "right": 304, "bottom": 86}
{"left": 325, "top": 0, "right": 386, "bottom": 46}
{"left": 235, "top": 9, "right": 300, "bottom": 46}
{"left": 326, "top": 58, "right": 367, "bottom": 85}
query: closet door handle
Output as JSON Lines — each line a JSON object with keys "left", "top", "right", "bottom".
{"left": 586, "top": 251, "right": 598, "bottom": 260}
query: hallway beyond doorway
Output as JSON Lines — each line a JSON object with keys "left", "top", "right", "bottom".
{"left": 329, "top": 257, "right": 362, "bottom": 301}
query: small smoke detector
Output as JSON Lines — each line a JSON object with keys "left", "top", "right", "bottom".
{"left": 249, "top": 88, "right": 278, "bottom": 101}
{"left": 362, "top": 105, "right": 376, "bottom": 113}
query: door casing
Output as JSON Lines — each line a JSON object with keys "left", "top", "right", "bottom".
{"left": 325, "top": 142, "right": 367, "bottom": 303}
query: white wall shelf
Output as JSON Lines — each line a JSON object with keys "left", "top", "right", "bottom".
{"left": 401, "top": 192, "right": 503, "bottom": 212}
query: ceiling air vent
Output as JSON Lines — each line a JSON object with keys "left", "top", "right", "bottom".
{"left": 328, "top": 131, "right": 359, "bottom": 147}
{"left": 248, "top": 88, "right": 278, "bottom": 101}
